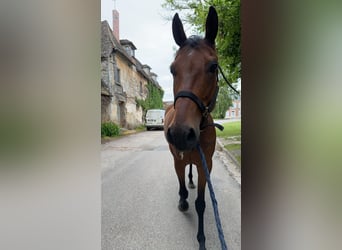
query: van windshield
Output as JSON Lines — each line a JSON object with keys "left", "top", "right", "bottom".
{"left": 147, "top": 111, "right": 158, "bottom": 115}
{"left": 146, "top": 110, "right": 164, "bottom": 117}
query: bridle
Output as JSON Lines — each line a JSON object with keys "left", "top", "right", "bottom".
{"left": 174, "top": 85, "right": 219, "bottom": 119}
{"left": 173, "top": 65, "right": 239, "bottom": 131}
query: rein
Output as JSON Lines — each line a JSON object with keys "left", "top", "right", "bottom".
{"left": 197, "top": 144, "right": 228, "bottom": 250}
{"left": 218, "top": 65, "right": 240, "bottom": 95}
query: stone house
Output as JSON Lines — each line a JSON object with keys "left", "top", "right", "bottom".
{"left": 101, "top": 19, "right": 162, "bottom": 129}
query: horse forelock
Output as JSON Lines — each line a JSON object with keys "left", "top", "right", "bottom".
{"left": 183, "top": 35, "right": 202, "bottom": 48}
{"left": 176, "top": 36, "right": 215, "bottom": 58}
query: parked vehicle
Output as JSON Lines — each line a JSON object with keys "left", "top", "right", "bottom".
{"left": 145, "top": 109, "right": 165, "bottom": 130}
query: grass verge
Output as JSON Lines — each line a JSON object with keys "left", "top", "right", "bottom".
{"left": 216, "top": 121, "right": 241, "bottom": 138}
{"left": 216, "top": 121, "right": 241, "bottom": 165}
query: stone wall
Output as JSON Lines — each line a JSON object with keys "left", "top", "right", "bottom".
{"left": 115, "top": 55, "right": 146, "bottom": 129}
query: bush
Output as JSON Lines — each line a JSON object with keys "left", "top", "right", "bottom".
{"left": 101, "top": 122, "right": 120, "bottom": 137}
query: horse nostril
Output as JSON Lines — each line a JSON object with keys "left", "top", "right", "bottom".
{"left": 187, "top": 128, "right": 197, "bottom": 142}
{"left": 167, "top": 128, "right": 174, "bottom": 144}
{"left": 167, "top": 126, "right": 198, "bottom": 151}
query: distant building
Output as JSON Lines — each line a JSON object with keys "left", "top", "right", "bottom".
{"left": 225, "top": 96, "right": 241, "bottom": 119}
{"left": 101, "top": 9, "right": 162, "bottom": 129}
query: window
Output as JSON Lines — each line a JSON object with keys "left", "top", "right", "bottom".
{"left": 124, "top": 46, "right": 135, "bottom": 57}
{"left": 125, "top": 46, "right": 131, "bottom": 56}
{"left": 140, "top": 82, "right": 143, "bottom": 94}
{"left": 114, "top": 67, "right": 120, "bottom": 84}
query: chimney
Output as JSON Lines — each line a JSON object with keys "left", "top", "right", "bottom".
{"left": 112, "top": 9, "right": 119, "bottom": 41}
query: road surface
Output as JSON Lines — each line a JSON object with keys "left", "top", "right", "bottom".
{"left": 102, "top": 131, "right": 241, "bottom": 250}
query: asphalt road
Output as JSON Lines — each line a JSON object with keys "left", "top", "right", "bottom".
{"left": 101, "top": 131, "right": 241, "bottom": 250}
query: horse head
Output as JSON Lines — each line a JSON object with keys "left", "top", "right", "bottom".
{"left": 165, "top": 6, "right": 219, "bottom": 152}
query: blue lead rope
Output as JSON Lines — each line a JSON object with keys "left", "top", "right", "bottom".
{"left": 196, "top": 144, "right": 228, "bottom": 250}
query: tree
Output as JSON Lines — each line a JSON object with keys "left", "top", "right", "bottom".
{"left": 212, "top": 86, "right": 233, "bottom": 119}
{"left": 162, "top": 0, "right": 240, "bottom": 83}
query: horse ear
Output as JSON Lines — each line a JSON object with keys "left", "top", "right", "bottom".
{"left": 172, "top": 13, "right": 187, "bottom": 47}
{"left": 205, "top": 6, "right": 218, "bottom": 46}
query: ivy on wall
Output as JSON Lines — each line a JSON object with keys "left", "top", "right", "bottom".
{"left": 136, "top": 82, "right": 164, "bottom": 112}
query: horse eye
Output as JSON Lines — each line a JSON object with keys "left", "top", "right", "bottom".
{"left": 208, "top": 62, "right": 218, "bottom": 73}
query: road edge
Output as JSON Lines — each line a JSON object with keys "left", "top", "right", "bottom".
{"left": 216, "top": 138, "right": 241, "bottom": 186}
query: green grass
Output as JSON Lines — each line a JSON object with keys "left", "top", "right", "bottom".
{"left": 235, "top": 155, "right": 241, "bottom": 164}
{"left": 216, "top": 121, "right": 241, "bottom": 137}
{"left": 225, "top": 144, "right": 241, "bottom": 151}
{"left": 217, "top": 121, "right": 241, "bottom": 165}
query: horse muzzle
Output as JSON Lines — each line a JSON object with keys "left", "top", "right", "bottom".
{"left": 166, "top": 125, "right": 199, "bottom": 151}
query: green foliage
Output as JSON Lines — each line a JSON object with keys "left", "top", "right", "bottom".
{"left": 211, "top": 85, "right": 233, "bottom": 119}
{"left": 136, "top": 82, "right": 164, "bottom": 112}
{"left": 101, "top": 122, "right": 120, "bottom": 137}
{"left": 162, "top": 0, "right": 241, "bottom": 82}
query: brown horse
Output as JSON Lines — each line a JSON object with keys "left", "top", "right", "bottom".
{"left": 164, "top": 6, "right": 219, "bottom": 250}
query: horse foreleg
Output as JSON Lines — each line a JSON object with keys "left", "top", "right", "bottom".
{"left": 195, "top": 158, "right": 212, "bottom": 250}
{"left": 174, "top": 161, "right": 189, "bottom": 212}
{"left": 188, "top": 164, "right": 196, "bottom": 189}
{"left": 195, "top": 182, "right": 206, "bottom": 250}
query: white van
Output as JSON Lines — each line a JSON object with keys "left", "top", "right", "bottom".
{"left": 145, "top": 109, "right": 165, "bottom": 130}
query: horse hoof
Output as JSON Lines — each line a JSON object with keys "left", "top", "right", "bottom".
{"left": 188, "top": 182, "right": 196, "bottom": 189}
{"left": 178, "top": 200, "right": 189, "bottom": 212}
{"left": 199, "top": 244, "right": 206, "bottom": 250}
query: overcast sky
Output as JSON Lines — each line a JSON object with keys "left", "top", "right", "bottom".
{"left": 101, "top": 0, "right": 176, "bottom": 101}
